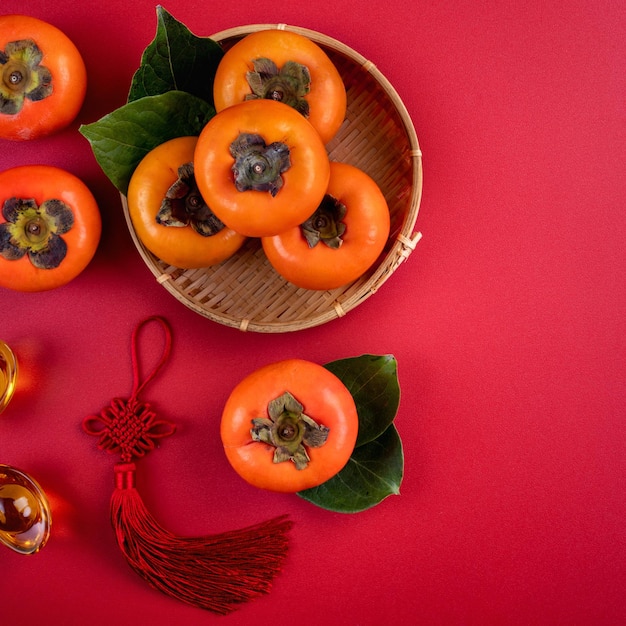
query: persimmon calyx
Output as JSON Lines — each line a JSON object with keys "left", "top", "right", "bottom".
{"left": 245, "top": 57, "right": 310, "bottom": 118}
{"left": 230, "top": 133, "right": 291, "bottom": 197}
{"left": 156, "top": 162, "right": 225, "bottom": 236}
{"left": 301, "top": 194, "right": 347, "bottom": 248}
{"left": 0, "top": 197, "right": 73, "bottom": 269}
{"left": 251, "top": 391, "right": 330, "bottom": 470}
{"left": 0, "top": 39, "right": 53, "bottom": 115}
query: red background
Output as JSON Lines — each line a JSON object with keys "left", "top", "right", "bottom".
{"left": 1, "top": 1, "right": 624, "bottom": 624}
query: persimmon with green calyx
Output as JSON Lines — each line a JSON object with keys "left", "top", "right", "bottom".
{"left": 213, "top": 28, "right": 346, "bottom": 145}
{"left": 127, "top": 136, "right": 246, "bottom": 269}
{"left": 0, "top": 15, "right": 87, "bottom": 140}
{"left": 262, "top": 161, "right": 391, "bottom": 290}
{"left": 220, "top": 359, "right": 359, "bottom": 493}
{"left": 0, "top": 165, "right": 101, "bottom": 292}
{"left": 194, "top": 99, "right": 330, "bottom": 238}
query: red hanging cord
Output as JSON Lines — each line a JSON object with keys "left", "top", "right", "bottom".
{"left": 83, "top": 316, "right": 176, "bottom": 463}
{"left": 82, "top": 316, "right": 293, "bottom": 614}
{"left": 129, "top": 315, "right": 172, "bottom": 398}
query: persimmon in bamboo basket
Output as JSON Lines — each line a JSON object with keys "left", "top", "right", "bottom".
{"left": 121, "top": 24, "right": 423, "bottom": 333}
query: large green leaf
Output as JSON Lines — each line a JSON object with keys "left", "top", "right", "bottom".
{"left": 324, "top": 354, "right": 400, "bottom": 447}
{"left": 127, "top": 6, "right": 224, "bottom": 105}
{"left": 297, "top": 424, "right": 404, "bottom": 513}
{"left": 79, "top": 90, "right": 215, "bottom": 194}
{"left": 297, "top": 354, "right": 404, "bottom": 513}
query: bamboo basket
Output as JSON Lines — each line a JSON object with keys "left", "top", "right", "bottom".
{"left": 121, "top": 24, "right": 423, "bottom": 332}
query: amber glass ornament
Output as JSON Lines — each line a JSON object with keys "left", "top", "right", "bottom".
{"left": 0, "top": 340, "right": 52, "bottom": 554}
{"left": 0, "top": 464, "right": 51, "bottom": 554}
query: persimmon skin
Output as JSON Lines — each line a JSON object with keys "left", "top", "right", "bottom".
{"left": 0, "top": 165, "right": 101, "bottom": 292}
{"left": 0, "top": 15, "right": 87, "bottom": 141}
{"left": 220, "top": 359, "right": 359, "bottom": 493}
{"left": 213, "top": 29, "right": 346, "bottom": 145}
{"left": 127, "top": 136, "right": 246, "bottom": 269}
{"left": 262, "top": 161, "right": 391, "bottom": 290}
{"left": 194, "top": 99, "right": 331, "bottom": 238}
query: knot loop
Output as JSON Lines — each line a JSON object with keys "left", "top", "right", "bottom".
{"left": 82, "top": 316, "right": 176, "bottom": 462}
{"left": 130, "top": 315, "right": 172, "bottom": 399}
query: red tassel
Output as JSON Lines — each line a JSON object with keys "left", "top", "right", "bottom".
{"left": 112, "top": 463, "right": 292, "bottom": 615}
{"left": 83, "top": 317, "right": 293, "bottom": 614}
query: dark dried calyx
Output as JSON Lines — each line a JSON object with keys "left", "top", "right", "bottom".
{"left": 245, "top": 57, "right": 311, "bottom": 118}
{"left": 301, "top": 194, "right": 347, "bottom": 248}
{"left": 230, "top": 133, "right": 291, "bottom": 197}
{"left": 0, "top": 197, "right": 74, "bottom": 269}
{"left": 156, "top": 162, "right": 225, "bottom": 236}
{"left": 1, "top": 39, "right": 52, "bottom": 115}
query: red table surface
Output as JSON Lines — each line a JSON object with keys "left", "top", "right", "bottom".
{"left": 1, "top": 1, "right": 624, "bottom": 624}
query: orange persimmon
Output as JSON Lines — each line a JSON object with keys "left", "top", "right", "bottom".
{"left": 194, "top": 99, "right": 330, "bottom": 238}
{"left": 221, "top": 359, "right": 359, "bottom": 493}
{"left": 0, "top": 165, "right": 101, "bottom": 291}
{"left": 0, "top": 15, "right": 87, "bottom": 140}
{"left": 262, "top": 162, "right": 390, "bottom": 290}
{"left": 213, "top": 28, "right": 346, "bottom": 144}
{"left": 127, "top": 136, "right": 246, "bottom": 269}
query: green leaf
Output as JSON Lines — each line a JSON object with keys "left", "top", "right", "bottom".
{"left": 324, "top": 354, "right": 400, "bottom": 447}
{"left": 297, "top": 354, "right": 404, "bottom": 513}
{"left": 127, "top": 6, "right": 224, "bottom": 105}
{"left": 79, "top": 90, "right": 215, "bottom": 194}
{"left": 297, "top": 424, "right": 404, "bottom": 513}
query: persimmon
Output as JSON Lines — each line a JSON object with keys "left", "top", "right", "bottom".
{"left": 213, "top": 29, "right": 346, "bottom": 144}
{"left": 127, "top": 136, "right": 246, "bottom": 269}
{"left": 0, "top": 165, "right": 101, "bottom": 291}
{"left": 262, "top": 162, "right": 390, "bottom": 290}
{"left": 221, "top": 359, "right": 359, "bottom": 493}
{"left": 194, "top": 99, "right": 330, "bottom": 238}
{"left": 0, "top": 15, "right": 87, "bottom": 140}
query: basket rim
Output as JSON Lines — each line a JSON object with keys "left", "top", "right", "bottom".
{"left": 123, "top": 24, "right": 423, "bottom": 332}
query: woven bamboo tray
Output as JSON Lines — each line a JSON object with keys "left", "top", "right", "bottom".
{"left": 121, "top": 24, "right": 423, "bottom": 332}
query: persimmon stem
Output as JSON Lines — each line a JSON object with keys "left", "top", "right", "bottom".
{"left": 9, "top": 70, "right": 23, "bottom": 85}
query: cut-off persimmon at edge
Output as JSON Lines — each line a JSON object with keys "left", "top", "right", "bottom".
{"left": 220, "top": 359, "right": 359, "bottom": 493}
